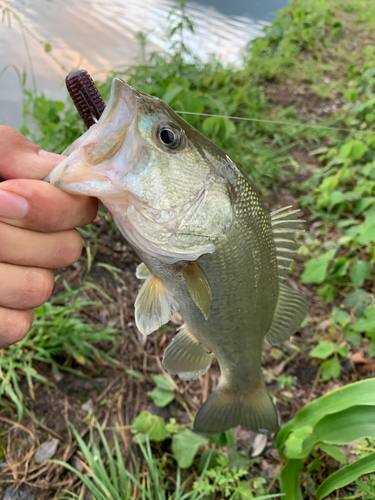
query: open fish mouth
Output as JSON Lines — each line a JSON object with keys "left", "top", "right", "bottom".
{"left": 48, "top": 77, "right": 138, "bottom": 197}
{"left": 49, "top": 76, "right": 232, "bottom": 263}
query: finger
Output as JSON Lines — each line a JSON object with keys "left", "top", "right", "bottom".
{"left": 0, "top": 222, "right": 83, "bottom": 268}
{"left": 0, "top": 179, "right": 98, "bottom": 232}
{"left": 0, "top": 126, "right": 64, "bottom": 180}
{"left": 0, "top": 263, "right": 54, "bottom": 310}
{"left": 0, "top": 307, "right": 34, "bottom": 348}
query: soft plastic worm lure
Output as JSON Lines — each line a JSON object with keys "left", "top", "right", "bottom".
{"left": 65, "top": 69, "right": 106, "bottom": 128}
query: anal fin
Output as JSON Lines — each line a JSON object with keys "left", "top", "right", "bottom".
{"left": 162, "top": 326, "right": 213, "bottom": 380}
{"left": 265, "top": 283, "right": 308, "bottom": 345}
{"left": 135, "top": 275, "right": 179, "bottom": 336}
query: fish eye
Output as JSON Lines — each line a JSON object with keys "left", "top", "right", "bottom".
{"left": 157, "top": 124, "right": 181, "bottom": 150}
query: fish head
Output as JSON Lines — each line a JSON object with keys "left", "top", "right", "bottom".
{"left": 49, "top": 77, "right": 238, "bottom": 263}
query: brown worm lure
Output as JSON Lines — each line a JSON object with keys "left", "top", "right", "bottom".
{"left": 65, "top": 69, "right": 106, "bottom": 128}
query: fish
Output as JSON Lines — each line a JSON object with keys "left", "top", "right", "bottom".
{"left": 49, "top": 77, "right": 308, "bottom": 434}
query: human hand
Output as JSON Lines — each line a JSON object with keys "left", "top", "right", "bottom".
{"left": 0, "top": 126, "right": 98, "bottom": 348}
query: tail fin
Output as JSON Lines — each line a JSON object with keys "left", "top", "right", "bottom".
{"left": 193, "top": 381, "right": 279, "bottom": 435}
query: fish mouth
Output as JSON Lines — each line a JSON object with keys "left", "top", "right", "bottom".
{"left": 49, "top": 77, "right": 138, "bottom": 197}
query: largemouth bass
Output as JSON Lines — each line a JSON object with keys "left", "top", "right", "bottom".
{"left": 49, "top": 78, "right": 308, "bottom": 434}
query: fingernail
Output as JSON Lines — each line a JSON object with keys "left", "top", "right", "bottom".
{"left": 38, "top": 149, "right": 65, "bottom": 164}
{"left": 0, "top": 190, "right": 29, "bottom": 219}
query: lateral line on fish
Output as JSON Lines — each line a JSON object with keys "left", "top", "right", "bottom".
{"left": 175, "top": 111, "right": 368, "bottom": 134}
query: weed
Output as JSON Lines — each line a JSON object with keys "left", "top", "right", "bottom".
{"left": 0, "top": 282, "right": 122, "bottom": 420}
{"left": 55, "top": 417, "right": 210, "bottom": 500}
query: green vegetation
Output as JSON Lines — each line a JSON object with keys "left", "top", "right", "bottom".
{"left": 277, "top": 379, "right": 375, "bottom": 499}
{"left": 2, "top": 0, "right": 375, "bottom": 498}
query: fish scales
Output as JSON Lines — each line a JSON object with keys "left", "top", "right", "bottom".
{"left": 49, "top": 77, "right": 308, "bottom": 435}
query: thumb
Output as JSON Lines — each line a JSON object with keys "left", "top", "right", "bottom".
{"left": 0, "top": 126, "right": 65, "bottom": 181}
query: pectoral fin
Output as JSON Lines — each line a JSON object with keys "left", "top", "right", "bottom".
{"left": 182, "top": 262, "right": 211, "bottom": 319}
{"left": 135, "top": 275, "right": 179, "bottom": 336}
{"left": 162, "top": 326, "right": 213, "bottom": 380}
{"left": 136, "top": 262, "right": 150, "bottom": 279}
{"left": 265, "top": 283, "right": 308, "bottom": 345}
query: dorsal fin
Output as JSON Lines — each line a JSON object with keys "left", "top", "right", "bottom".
{"left": 271, "top": 206, "right": 304, "bottom": 282}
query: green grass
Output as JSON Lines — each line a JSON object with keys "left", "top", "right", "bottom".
{"left": 54, "top": 417, "right": 282, "bottom": 500}
{"left": 0, "top": 281, "right": 122, "bottom": 421}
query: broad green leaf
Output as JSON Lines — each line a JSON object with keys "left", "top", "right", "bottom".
{"left": 171, "top": 429, "right": 208, "bottom": 468}
{"left": 310, "top": 341, "right": 335, "bottom": 359}
{"left": 351, "top": 306, "right": 375, "bottom": 333}
{"left": 147, "top": 387, "right": 175, "bottom": 407}
{"left": 162, "top": 85, "right": 184, "bottom": 104}
{"left": 339, "top": 140, "right": 366, "bottom": 160}
{"left": 349, "top": 260, "right": 372, "bottom": 287}
{"left": 152, "top": 374, "right": 175, "bottom": 391}
{"left": 280, "top": 459, "right": 304, "bottom": 500}
{"left": 276, "top": 379, "right": 375, "bottom": 455}
{"left": 316, "top": 452, "right": 375, "bottom": 500}
{"left": 132, "top": 411, "right": 168, "bottom": 442}
{"left": 224, "top": 118, "right": 236, "bottom": 135}
{"left": 176, "top": 91, "right": 204, "bottom": 125}
{"left": 285, "top": 427, "right": 314, "bottom": 458}
{"left": 318, "top": 443, "right": 347, "bottom": 464}
{"left": 365, "top": 204, "right": 375, "bottom": 223}
{"left": 344, "top": 290, "right": 372, "bottom": 317}
{"left": 356, "top": 223, "right": 375, "bottom": 244}
{"left": 292, "top": 406, "right": 375, "bottom": 461}
{"left": 165, "top": 418, "right": 180, "bottom": 434}
{"left": 179, "top": 91, "right": 204, "bottom": 114}
{"left": 336, "top": 345, "right": 349, "bottom": 358}
{"left": 345, "top": 332, "right": 362, "bottom": 347}
{"left": 301, "top": 249, "right": 336, "bottom": 284}
{"left": 338, "top": 142, "right": 352, "bottom": 159}
{"left": 354, "top": 197, "right": 375, "bottom": 216}
{"left": 333, "top": 310, "right": 350, "bottom": 325}
{"left": 321, "top": 357, "right": 341, "bottom": 381}
{"left": 328, "top": 190, "right": 344, "bottom": 209}
{"left": 329, "top": 256, "right": 350, "bottom": 278}
{"left": 202, "top": 116, "right": 220, "bottom": 134}
{"left": 147, "top": 374, "right": 175, "bottom": 407}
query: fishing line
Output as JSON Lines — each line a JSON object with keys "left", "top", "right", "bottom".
{"left": 175, "top": 110, "right": 372, "bottom": 134}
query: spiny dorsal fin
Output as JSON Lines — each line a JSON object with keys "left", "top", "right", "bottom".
{"left": 135, "top": 275, "right": 179, "bottom": 335}
{"left": 271, "top": 206, "right": 304, "bottom": 282}
{"left": 182, "top": 261, "right": 212, "bottom": 319}
{"left": 265, "top": 283, "right": 308, "bottom": 345}
{"left": 162, "top": 325, "right": 213, "bottom": 380}
{"left": 136, "top": 262, "right": 150, "bottom": 279}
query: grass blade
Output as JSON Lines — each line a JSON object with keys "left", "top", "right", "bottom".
{"left": 316, "top": 452, "right": 375, "bottom": 500}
